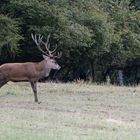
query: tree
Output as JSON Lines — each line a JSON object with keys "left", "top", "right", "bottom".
{"left": 0, "top": 0, "right": 139, "bottom": 84}
{"left": 100, "top": 0, "right": 140, "bottom": 84}
{"left": 0, "top": 14, "right": 22, "bottom": 63}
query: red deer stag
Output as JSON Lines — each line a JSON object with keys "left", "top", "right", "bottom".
{"left": 0, "top": 34, "right": 61, "bottom": 103}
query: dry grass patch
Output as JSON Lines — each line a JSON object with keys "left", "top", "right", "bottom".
{"left": 0, "top": 82, "right": 140, "bottom": 140}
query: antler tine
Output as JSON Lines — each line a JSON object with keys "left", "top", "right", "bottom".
{"left": 38, "top": 34, "right": 43, "bottom": 44}
{"left": 32, "top": 33, "right": 36, "bottom": 43}
{"left": 51, "top": 44, "right": 58, "bottom": 54}
{"left": 35, "top": 34, "right": 38, "bottom": 44}
{"left": 54, "top": 52, "right": 62, "bottom": 58}
{"left": 39, "top": 34, "right": 42, "bottom": 38}
{"left": 40, "top": 34, "right": 50, "bottom": 51}
{"left": 31, "top": 33, "right": 46, "bottom": 54}
{"left": 45, "top": 44, "right": 57, "bottom": 55}
{"left": 31, "top": 33, "right": 35, "bottom": 43}
{"left": 46, "top": 34, "right": 50, "bottom": 46}
{"left": 47, "top": 43, "right": 50, "bottom": 50}
{"left": 43, "top": 34, "right": 51, "bottom": 51}
{"left": 58, "top": 52, "right": 62, "bottom": 58}
{"left": 31, "top": 33, "right": 38, "bottom": 45}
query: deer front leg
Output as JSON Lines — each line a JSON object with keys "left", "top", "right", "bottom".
{"left": 30, "top": 81, "right": 39, "bottom": 103}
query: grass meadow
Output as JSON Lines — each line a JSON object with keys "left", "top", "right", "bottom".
{"left": 0, "top": 82, "right": 140, "bottom": 140}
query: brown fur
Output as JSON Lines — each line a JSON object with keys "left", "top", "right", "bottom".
{"left": 0, "top": 58, "right": 60, "bottom": 103}
{"left": 0, "top": 61, "right": 45, "bottom": 82}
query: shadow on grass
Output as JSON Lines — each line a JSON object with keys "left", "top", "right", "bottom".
{"left": 0, "top": 91, "right": 17, "bottom": 97}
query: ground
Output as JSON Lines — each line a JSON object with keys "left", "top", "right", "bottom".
{"left": 0, "top": 82, "right": 140, "bottom": 140}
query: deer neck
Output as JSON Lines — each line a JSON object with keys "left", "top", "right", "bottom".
{"left": 37, "top": 60, "right": 51, "bottom": 78}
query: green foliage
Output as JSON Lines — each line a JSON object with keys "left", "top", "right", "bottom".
{"left": 0, "top": 0, "right": 139, "bottom": 84}
{"left": 0, "top": 14, "right": 22, "bottom": 61}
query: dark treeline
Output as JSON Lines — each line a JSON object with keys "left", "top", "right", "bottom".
{"left": 0, "top": 0, "right": 140, "bottom": 85}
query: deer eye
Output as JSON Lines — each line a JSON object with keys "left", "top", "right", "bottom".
{"left": 51, "top": 60, "right": 55, "bottom": 63}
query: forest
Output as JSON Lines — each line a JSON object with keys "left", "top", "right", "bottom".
{"left": 0, "top": 0, "right": 140, "bottom": 85}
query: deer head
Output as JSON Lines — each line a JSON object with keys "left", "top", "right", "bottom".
{"left": 31, "top": 33, "right": 62, "bottom": 70}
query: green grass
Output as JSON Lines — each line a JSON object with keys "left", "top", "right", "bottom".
{"left": 0, "top": 82, "right": 140, "bottom": 140}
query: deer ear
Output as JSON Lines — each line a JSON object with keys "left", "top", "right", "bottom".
{"left": 42, "top": 55, "right": 49, "bottom": 60}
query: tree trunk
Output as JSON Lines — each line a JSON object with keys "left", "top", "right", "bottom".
{"left": 117, "top": 70, "right": 124, "bottom": 86}
{"left": 90, "top": 59, "right": 96, "bottom": 82}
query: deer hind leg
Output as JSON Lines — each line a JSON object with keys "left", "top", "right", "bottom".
{"left": 30, "top": 81, "right": 39, "bottom": 103}
{"left": 0, "top": 80, "right": 7, "bottom": 88}
{"left": 0, "top": 74, "right": 7, "bottom": 88}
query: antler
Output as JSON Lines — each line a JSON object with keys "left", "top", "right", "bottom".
{"left": 53, "top": 52, "right": 62, "bottom": 58}
{"left": 31, "top": 33, "right": 46, "bottom": 54}
{"left": 31, "top": 33, "right": 62, "bottom": 58}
